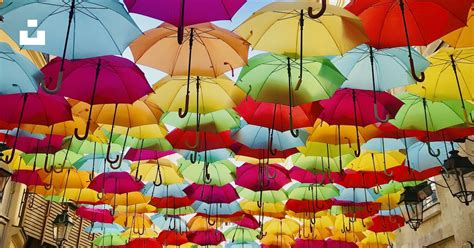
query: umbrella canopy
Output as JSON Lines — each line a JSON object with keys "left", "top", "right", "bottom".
{"left": 88, "top": 172, "right": 144, "bottom": 194}
{"left": 93, "top": 234, "right": 128, "bottom": 247}
{"left": 224, "top": 226, "right": 259, "bottom": 243}
{"left": 233, "top": 124, "right": 308, "bottom": 150}
{"left": 76, "top": 206, "right": 114, "bottom": 223}
{"left": 184, "top": 183, "right": 239, "bottom": 204}
{"left": 236, "top": 163, "right": 291, "bottom": 191}
{"left": 0, "top": 42, "right": 43, "bottom": 94}
{"left": 161, "top": 109, "right": 241, "bottom": 133}
{"left": 442, "top": 5, "right": 474, "bottom": 48}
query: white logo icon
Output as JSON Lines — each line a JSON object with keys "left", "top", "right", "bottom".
{"left": 19, "top": 19, "right": 46, "bottom": 46}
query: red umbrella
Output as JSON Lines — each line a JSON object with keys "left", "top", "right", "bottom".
{"left": 368, "top": 215, "right": 404, "bottom": 232}
{"left": 5, "top": 134, "right": 63, "bottom": 154}
{"left": 126, "top": 238, "right": 162, "bottom": 248}
{"left": 346, "top": 0, "right": 471, "bottom": 82}
{"left": 88, "top": 172, "right": 144, "bottom": 196}
{"left": 387, "top": 164, "right": 441, "bottom": 182}
{"left": 0, "top": 93, "right": 72, "bottom": 164}
{"left": 293, "top": 239, "right": 327, "bottom": 248}
{"left": 236, "top": 97, "right": 321, "bottom": 132}
{"left": 76, "top": 206, "right": 114, "bottom": 223}
{"left": 285, "top": 199, "right": 333, "bottom": 213}
{"left": 184, "top": 183, "right": 239, "bottom": 204}
{"left": 326, "top": 239, "right": 358, "bottom": 248}
{"left": 230, "top": 143, "right": 298, "bottom": 160}
{"left": 124, "top": 149, "right": 174, "bottom": 162}
{"left": 338, "top": 170, "right": 392, "bottom": 189}
{"left": 149, "top": 196, "right": 194, "bottom": 209}
{"left": 41, "top": 56, "right": 152, "bottom": 140}
{"left": 289, "top": 166, "right": 343, "bottom": 184}
{"left": 187, "top": 230, "right": 225, "bottom": 246}
{"left": 156, "top": 231, "right": 188, "bottom": 246}
{"left": 236, "top": 163, "right": 291, "bottom": 191}
{"left": 340, "top": 202, "right": 381, "bottom": 219}
{"left": 319, "top": 89, "right": 403, "bottom": 156}
{"left": 234, "top": 213, "right": 260, "bottom": 229}
{"left": 11, "top": 170, "right": 45, "bottom": 186}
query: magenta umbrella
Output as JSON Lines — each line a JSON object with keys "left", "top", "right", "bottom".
{"left": 0, "top": 93, "right": 72, "bottom": 164}
{"left": 234, "top": 213, "right": 260, "bottom": 229}
{"left": 124, "top": 0, "right": 246, "bottom": 43}
{"left": 184, "top": 183, "right": 239, "bottom": 204}
{"left": 41, "top": 56, "right": 152, "bottom": 140}
{"left": 236, "top": 163, "right": 291, "bottom": 191}
{"left": 293, "top": 239, "right": 327, "bottom": 248}
{"left": 319, "top": 89, "right": 403, "bottom": 156}
{"left": 124, "top": 149, "right": 174, "bottom": 162}
{"left": 289, "top": 166, "right": 343, "bottom": 184}
{"left": 5, "top": 134, "right": 63, "bottom": 154}
{"left": 326, "top": 239, "right": 358, "bottom": 248}
{"left": 186, "top": 230, "right": 225, "bottom": 246}
{"left": 11, "top": 170, "right": 45, "bottom": 186}
{"left": 76, "top": 206, "right": 114, "bottom": 223}
{"left": 88, "top": 172, "right": 144, "bottom": 198}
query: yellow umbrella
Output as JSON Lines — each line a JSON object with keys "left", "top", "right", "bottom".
{"left": 334, "top": 214, "right": 366, "bottom": 234}
{"left": 1, "top": 150, "right": 29, "bottom": 170}
{"left": 38, "top": 169, "right": 89, "bottom": 189}
{"left": 299, "top": 220, "right": 332, "bottom": 240}
{"left": 361, "top": 231, "right": 396, "bottom": 245}
{"left": 121, "top": 228, "right": 158, "bottom": 239}
{"left": 115, "top": 204, "right": 156, "bottom": 214}
{"left": 442, "top": 5, "right": 474, "bottom": 48}
{"left": 187, "top": 215, "right": 222, "bottom": 231}
{"left": 307, "top": 120, "right": 379, "bottom": 144}
{"left": 61, "top": 188, "right": 101, "bottom": 204}
{"left": 104, "top": 191, "right": 150, "bottom": 208}
{"left": 149, "top": 76, "right": 245, "bottom": 115}
{"left": 286, "top": 209, "right": 330, "bottom": 220}
{"left": 406, "top": 48, "right": 474, "bottom": 122}
{"left": 298, "top": 142, "right": 355, "bottom": 158}
{"left": 263, "top": 218, "right": 300, "bottom": 236}
{"left": 346, "top": 151, "right": 405, "bottom": 173}
{"left": 240, "top": 200, "right": 286, "bottom": 219}
{"left": 114, "top": 213, "right": 153, "bottom": 229}
{"left": 331, "top": 229, "right": 365, "bottom": 243}
{"left": 375, "top": 191, "right": 403, "bottom": 210}
{"left": 102, "top": 124, "right": 168, "bottom": 139}
{"left": 130, "top": 160, "right": 184, "bottom": 185}
{"left": 261, "top": 234, "right": 295, "bottom": 248}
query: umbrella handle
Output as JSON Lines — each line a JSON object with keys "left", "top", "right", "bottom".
{"left": 96, "top": 191, "right": 104, "bottom": 200}
{"left": 224, "top": 62, "right": 234, "bottom": 77}
{"left": 44, "top": 183, "right": 52, "bottom": 190}
{"left": 307, "top": 0, "right": 326, "bottom": 19}
{"left": 207, "top": 217, "right": 216, "bottom": 226}
{"left": 189, "top": 150, "right": 198, "bottom": 164}
{"left": 88, "top": 173, "right": 94, "bottom": 182}
{"left": 203, "top": 161, "right": 213, "bottom": 184}
{"left": 256, "top": 229, "right": 267, "bottom": 240}
{"left": 265, "top": 164, "right": 277, "bottom": 180}
{"left": 353, "top": 138, "right": 361, "bottom": 157}
{"left": 153, "top": 166, "right": 163, "bottom": 186}
{"left": 53, "top": 165, "right": 65, "bottom": 174}
{"left": 374, "top": 104, "right": 389, "bottom": 123}
{"left": 74, "top": 109, "right": 92, "bottom": 141}
{"left": 185, "top": 133, "right": 199, "bottom": 150}
{"left": 427, "top": 142, "right": 441, "bottom": 157}
{"left": 169, "top": 218, "right": 176, "bottom": 231}
{"left": 409, "top": 57, "right": 425, "bottom": 82}
{"left": 41, "top": 71, "right": 64, "bottom": 94}
{"left": 178, "top": 94, "right": 190, "bottom": 118}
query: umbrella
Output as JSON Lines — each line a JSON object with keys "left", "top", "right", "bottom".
{"left": 331, "top": 44, "right": 429, "bottom": 122}
{"left": 124, "top": 0, "right": 246, "bottom": 44}
{"left": 156, "top": 231, "right": 188, "bottom": 246}
{"left": 234, "top": 214, "right": 260, "bottom": 229}
{"left": 289, "top": 166, "right": 343, "bottom": 184}
{"left": 126, "top": 238, "right": 162, "bottom": 248}
{"left": 235, "top": 53, "right": 345, "bottom": 136}
{"left": 179, "top": 159, "right": 235, "bottom": 186}
{"left": 76, "top": 205, "right": 114, "bottom": 223}
{"left": 406, "top": 48, "right": 474, "bottom": 123}
{"left": 346, "top": 151, "right": 405, "bottom": 176}
{"left": 150, "top": 196, "right": 194, "bottom": 210}
{"left": 236, "top": 163, "right": 291, "bottom": 191}
{"left": 187, "top": 230, "right": 225, "bottom": 246}
{"left": 0, "top": 42, "right": 43, "bottom": 94}
{"left": 231, "top": 143, "right": 297, "bottom": 163}
{"left": 237, "top": 187, "right": 287, "bottom": 204}
{"left": 0, "top": 0, "right": 141, "bottom": 91}
{"left": 346, "top": 0, "right": 471, "bottom": 81}
{"left": 141, "top": 182, "right": 189, "bottom": 198}
{"left": 88, "top": 172, "right": 144, "bottom": 199}
{"left": 93, "top": 234, "right": 128, "bottom": 247}
{"left": 184, "top": 183, "right": 239, "bottom": 204}
{"left": 41, "top": 56, "right": 152, "bottom": 136}
{"left": 124, "top": 149, "right": 174, "bottom": 162}
{"left": 224, "top": 226, "right": 259, "bottom": 243}
{"left": 442, "top": 5, "right": 474, "bottom": 48}
{"left": 161, "top": 109, "right": 241, "bottom": 133}
{"left": 84, "top": 223, "right": 124, "bottom": 235}
{"left": 130, "top": 160, "right": 184, "bottom": 185}
{"left": 151, "top": 214, "right": 188, "bottom": 233}
{"left": 0, "top": 93, "right": 72, "bottom": 164}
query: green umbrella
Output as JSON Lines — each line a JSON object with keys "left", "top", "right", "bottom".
{"left": 377, "top": 181, "right": 420, "bottom": 195}
{"left": 93, "top": 234, "right": 128, "bottom": 247}
{"left": 236, "top": 53, "right": 345, "bottom": 136}
{"left": 157, "top": 206, "right": 195, "bottom": 215}
{"left": 390, "top": 93, "right": 473, "bottom": 156}
{"left": 291, "top": 153, "right": 354, "bottom": 173}
{"left": 179, "top": 159, "right": 235, "bottom": 186}
{"left": 21, "top": 150, "right": 81, "bottom": 171}
{"left": 161, "top": 109, "right": 241, "bottom": 133}
{"left": 237, "top": 187, "right": 288, "bottom": 203}
{"left": 64, "top": 137, "right": 121, "bottom": 155}
{"left": 287, "top": 183, "right": 339, "bottom": 200}
{"left": 224, "top": 226, "right": 259, "bottom": 243}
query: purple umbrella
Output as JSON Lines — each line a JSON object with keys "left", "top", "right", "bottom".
{"left": 124, "top": 148, "right": 174, "bottom": 162}
{"left": 186, "top": 230, "right": 225, "bottom": 246}
{"left": 236, "top": 163, "right": 291, "bottom": 191}
{"left": 184, "top": 184, "right": 239, "bottom": 204}
{"left": 88, "top": 172, "right": 144, "bottom": 198}
{"left": 41, "top": 56, "right": 152, "bottom": 140}
{"left": 124, "top": 0, "right": 246, "bottom": 43}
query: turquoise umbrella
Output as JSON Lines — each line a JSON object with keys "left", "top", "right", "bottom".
{"left": 192, "top": 200, "right": 241, "bottom": 216}
{"left": 175, "top": 148, "right": 234, "bottom": 163}
{"left": 151, "top": 214, "right": 188, "bottom": 232}
{"left": 84, "top": 223, "right": 124, "bottom": 235}
{"left": 407, "top": 141, "right": 460, "bottom": 171}
{"left": 362, "top": 138, "right": 405, "bottom": 152}
{"left": 141, "top": 183, "right": 189, "bottom": 198}
{"left": 225, "top": 242, "right": 260, "bottom": 248}
{"left": 0, "top": 0, "right": 141, "bottom": 93}
{"left": 0, "top": 42, "right": 43, "bottom": 94}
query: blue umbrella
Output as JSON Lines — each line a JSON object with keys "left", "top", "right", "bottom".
{"left": 175, "top": 148, "right": 234, "bottom": 163}
{"left": 85, "top": 222, "right": 124, "bottom": 235}
{"left": 362, "top": 138, "right": 405, "bottom": 152}
{"left": 151, "top": 214, "right": 188, "bottom": 232}
{"left": 336, "top": 187, "right": 377, "bottom": 204}
{"left": 192, "top": 200, "right": 241, "bottom": 216}
{"left": 407, "top": 141, "right": 460, "bottom": 172}
{"left": 331, "top": 44, "right": 429, "bottom": 122}
{"left": 225, "top": 242, "right": 260, "bottom": 248}
{"left": 141, "top": 182, "right": 189, "bottom": 198}
{"left": 0, "top": 0, "right": 142, "bottom": 93}
{"left": 74, "top": 154, "right": 131, "bottom": 173}
{"left": 0, "top": 42, "right": 43, "bottom": 94}
{"left": 232, "top": 123, "right": 308, "bottom": 150}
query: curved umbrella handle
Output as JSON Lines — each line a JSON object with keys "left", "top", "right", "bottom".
{"left": 256, "top": 229, "right": 267, "bottom": 240}
{"left": 189, "top": 150, "right": 198, "bottom": 164}
{"left": 203, "top": 161, "right": 213, "bottom": 184}
{"left": 53, "top": 164, "right": 65, "bottom": 174}
{"left": 0, "top": 150, "right": 14, "bottom": 164}
{"left": 41, "top": 71, "right": 64, "bottom": 94}
{"left": 224, "top": 62, "right": 234, "bottom": 77}
{"left": 265, "top": 164, "right": 277, "bottom": 180}
{"left": 178, "top": 94, "right": 190, "bottom": 118}
{"left": 307, "top": 0, "right": 326, "bottom": 19}
{"left": 207, "top": 217, "right": 216, "bottom": 226}
{"left": 409, "top": 57, "right": 425, "bottom": 82}
{"left": 106, "top": 104, "right": 120, "bottom": 165}
{"left": 427, "top": 142, "right": 441, "bottom": 157}
{"left": 353, "top": 137, "right": 361, "bottom": 157}
{"left": 96, "top": 191, "right": 104, "bottom": 200}
{"left": 153, "top": 162, "right": 163, "bottom": 187}
{"left": 169, "top": 218, "right": 176, "bottom": 231}
{"left": 43, "top": 157, "right": 54, "bottom": 173}
{"left": 88, "top": 172, "right": 94, "bottom": 182}
{"left": 374, "top": 103, "right": 389, "bottom": 123}
{"left": 257, "top": 199, "right": 263, "bottom": 209}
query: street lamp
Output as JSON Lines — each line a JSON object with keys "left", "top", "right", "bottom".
{"left": 442, "top": 150, "right": 474, "bottom": 206}
{"left": 398, "top": 181, "right": 433, "bottom": 231}
{"left": 52, "top": 206, "right": 74, "bottom": 248}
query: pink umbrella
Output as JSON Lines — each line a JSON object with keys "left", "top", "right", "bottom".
{"left": 88, "top": 172, "right": 144, "bottom": 196}
{"left": 234, "top": 213, "right": 260, "bottom": 229}
{"left": 41, "top": 56, "right": 152, "bottom": 140}
{"left": 319, "top": 89, "right": 403, "bottom": 156}
{"left": 187, "top": 230, "right": 225, "bottom": 246}
{"left": 184, "top": 183, "right": 239, "bottom": 204}
{"left": 326, "top": 239, "right": 358, "bottom": 248}
{"left": 76, "top": 206, "right": 114, "bottom": 223}
{"left": 293, "top": 239, "right": 327, "bottom": 248}
{"left": 124, "top": 0, "right": 246, "bottom": 43}
{"left": 0, "top": 93, "right": 72, "bottom": 164}
{"left": 289, "top": 166, "right": 343, "bottom": 184}
{"left": 5, "top": 134, "right": 64, "bottom": 154}
{"left": 236, "top": 163, "right": 291, "bottom": 191}
{"left": 124, "top": 149, "right": 175, "bottom": 162}
{"left": 11, "top": 170, "right": 45, "bottom": 186}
